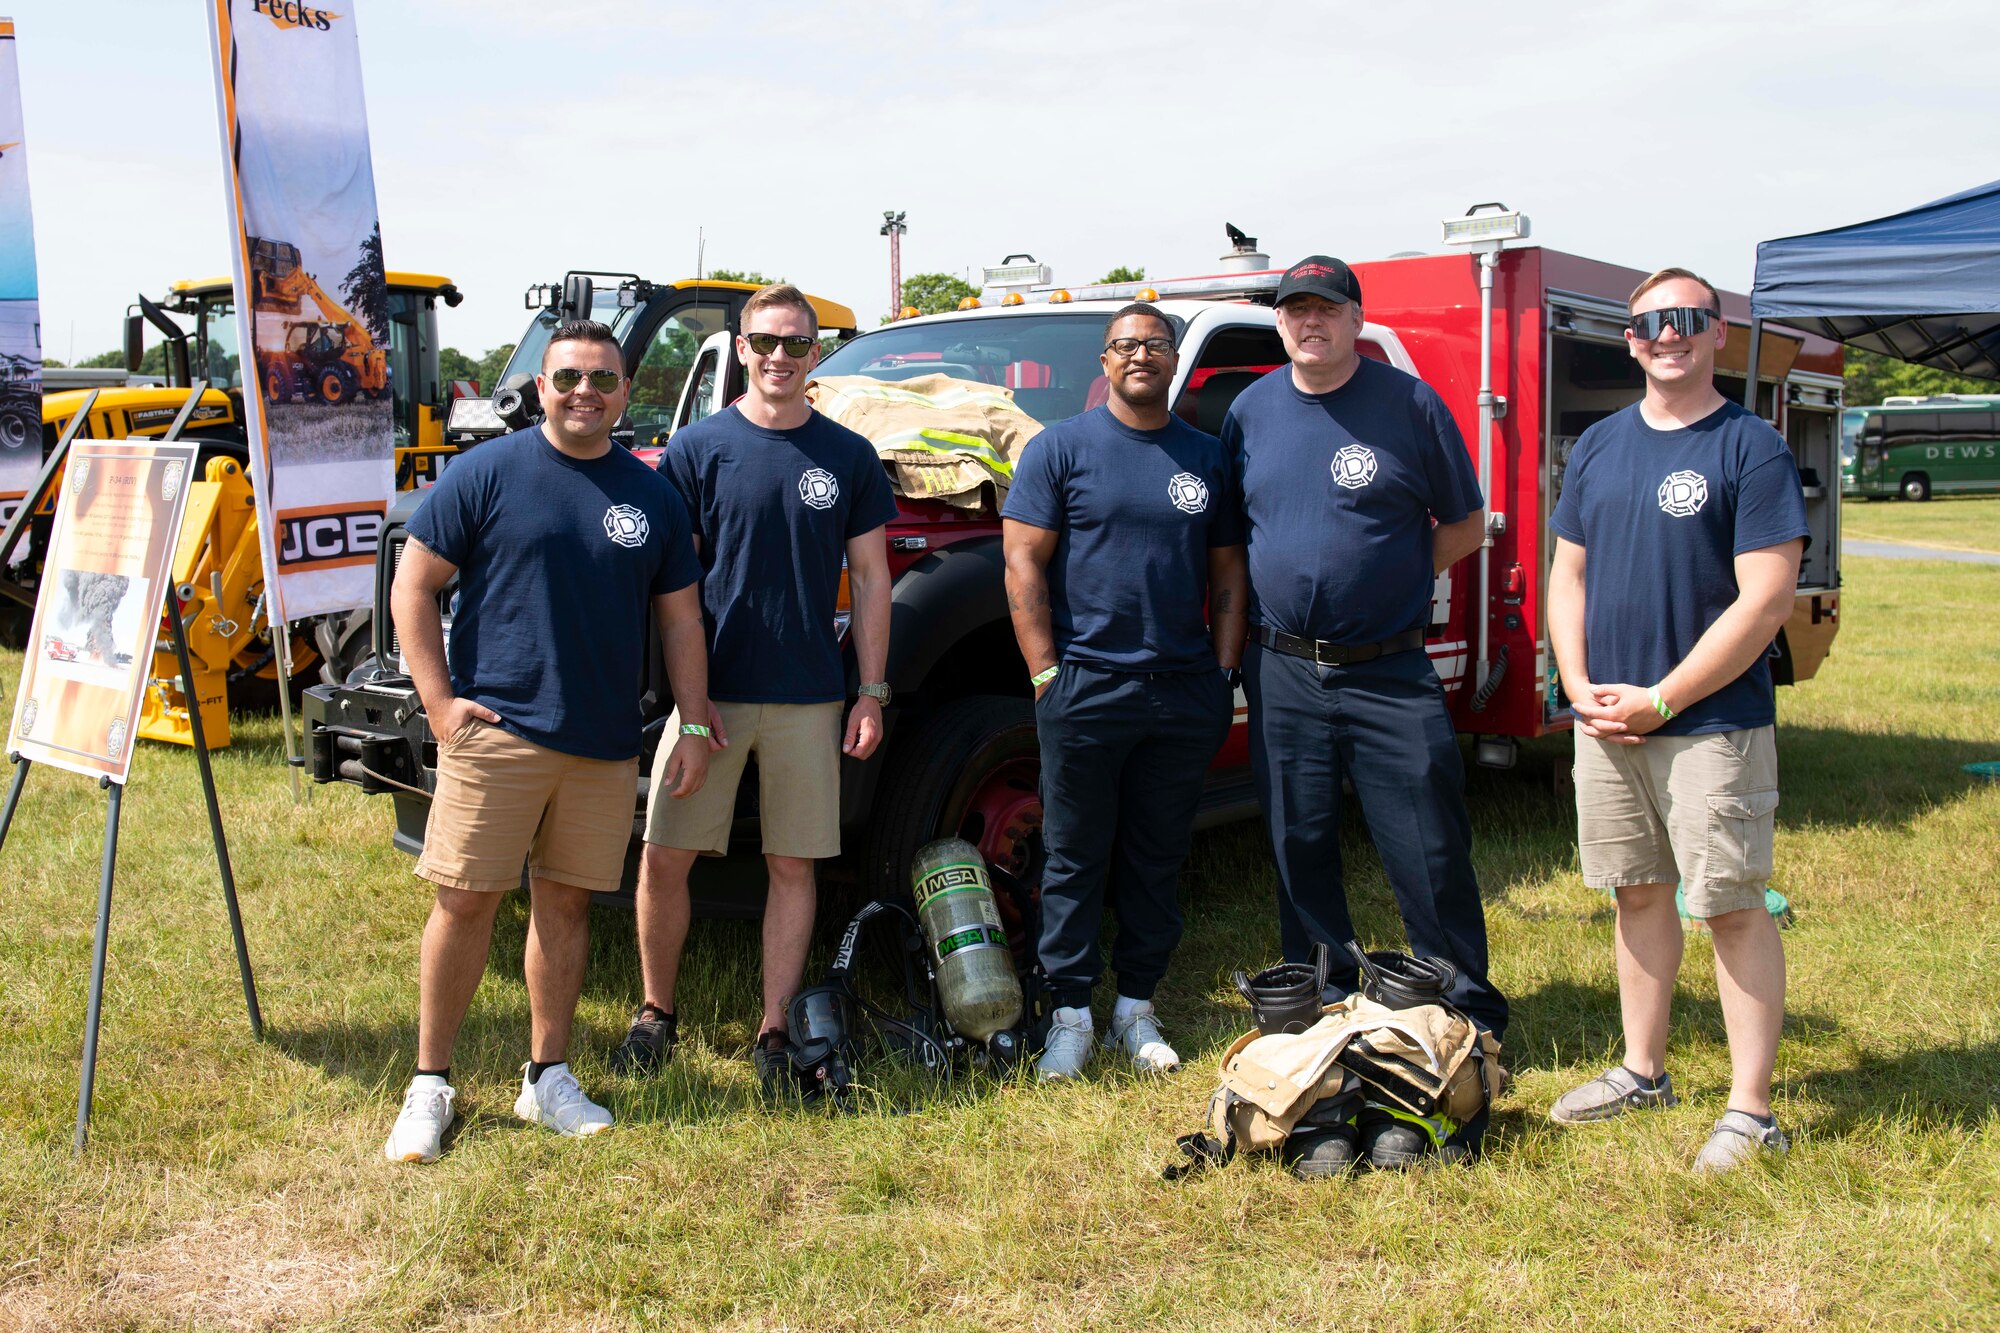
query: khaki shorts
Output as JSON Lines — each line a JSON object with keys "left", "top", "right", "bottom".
{"left": 1574, "top": 725, "right": 1780, "bottom": 919}
{"left": 415, "top": 721, "right": 638, "bottom": 894}
{"left": 644, "top": 700, "right": 843, "bottom": 859}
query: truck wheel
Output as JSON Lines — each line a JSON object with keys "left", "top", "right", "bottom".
{"left": 859, "top": 696, "right": 1043, "bottom": 958}
{"left": 318, "top": 366, "right": 351, "bottom": 405}
{"left": 0, "top": 407, "right": 31, "bottom": 450}
{"left": 264, "top": 364, "right": 290, "bottom": 405}
{"left": 1901, "top": 472, "right": 1932, "bottom": 501}
{"left": 314, "top": 608, "right": 376, "bottom": 687}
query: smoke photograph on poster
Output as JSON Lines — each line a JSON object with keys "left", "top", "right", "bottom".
{"left": 0, "top": 18, "right": 42, "bottom": 527}
{"left": 211, "top": 0, "right": 394, "bottom": 620}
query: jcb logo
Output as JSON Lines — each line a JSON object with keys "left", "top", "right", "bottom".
{"left": 277, "top": 508, "right": 381, "bottom": 568}
{"left": 252, "top": 0, "right": 339, "bottom": 31}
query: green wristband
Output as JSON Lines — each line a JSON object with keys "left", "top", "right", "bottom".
{"left": 1648, "top": 687, "right": 1675, "bottom": 721}
{"left": 679, "top": 723, "right": 712, "bottom": 738}
{"left": 1030, "top": 664, "right": 1059, "bottom": 688}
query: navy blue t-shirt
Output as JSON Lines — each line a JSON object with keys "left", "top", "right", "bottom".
{"left": 1222, "top": 358, "right": 1482, "bottom": 645}
{"left": 403, "top": 427, "right": 700, "bottom": 760}
{"left": 1550, "top": 400, "right": 1808, "bottom": 735}
{"left": 662, "top": 405, "right": 899, "bottom": 703}
{"left": 1002, "top": 406, "right": 1244, "bottom": 673}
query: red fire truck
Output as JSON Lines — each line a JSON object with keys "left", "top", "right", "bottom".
{"left": 305, "top": 221, "right": 1843, "bottom": 908}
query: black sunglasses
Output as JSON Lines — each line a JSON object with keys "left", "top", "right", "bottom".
{"left": 744, "top": 333, "right": 817, "bottom": 357}
{"left": 547, "top": 367, "right": 623, "bottom": 393}
{"left": 1628, "top": 306, "right": 1719, "bottom": 341}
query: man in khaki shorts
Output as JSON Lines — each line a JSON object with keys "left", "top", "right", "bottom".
{"left": 614, "top": 284, "right": 896, "bottom": 1092}
{"left": 1546, "top": 268, "right": 1808, "bottom": 1172}
{"left": 382, "top": 321, "right": 710, "bottom": 1163}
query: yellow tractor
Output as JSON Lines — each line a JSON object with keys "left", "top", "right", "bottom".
{"left": 20, "top": 268, "right": 463, "bottom": 746}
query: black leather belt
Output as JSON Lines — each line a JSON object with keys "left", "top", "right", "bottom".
{"left": 1251, "top": 625, "right": 1426, "bottom": 666}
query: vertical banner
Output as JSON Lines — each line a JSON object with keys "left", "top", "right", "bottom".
{"left": 205, "top": 0, "right": 393, "bottom": 622}
{"left": 0, "top": 18, "right": 42, "bottom": 533}
{"left": 7, "top": 440, "right": 200, "bottom": 783}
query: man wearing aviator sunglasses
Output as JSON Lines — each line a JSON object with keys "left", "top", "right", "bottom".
{"left": 1548, "top": 267, "right": 1808, "bottom": 1172}
{"left": 619, "top": 284, "right": 898, "bottom": 1095}
{"left": 382, "top": 320, "right": 710, "bottom": 1161}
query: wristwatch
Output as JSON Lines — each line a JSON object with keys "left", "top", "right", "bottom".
{"left": 857, "top": 681, "right": 893, "bottom": 705}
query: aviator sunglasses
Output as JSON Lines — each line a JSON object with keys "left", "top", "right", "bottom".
{"left": 546, "top": 367, "right": 623, "bottom": 393}
{"left": 744, "top": 332, "right": 818, "bottom": 357}
{"left": 1627, "top": 305, "right": 1719, "bottom": 341}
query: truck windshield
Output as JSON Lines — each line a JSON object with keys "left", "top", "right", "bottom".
{"left": 813, "top": 312, "right": 1113, "bottom": 425}
{"left": 499, "top": 292, "right": 635, "bottom": 389}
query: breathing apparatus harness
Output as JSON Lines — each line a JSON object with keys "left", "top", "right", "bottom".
{"left": 781, "top": 866, "right": 1040, "bottom": 1110}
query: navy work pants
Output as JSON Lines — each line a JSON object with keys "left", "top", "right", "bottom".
{"left": 1036, "top": 663, "right": 1233, "bottom": 1009}
{"left": 1245, "top": 643, "right": 1508, "bottom": 1037}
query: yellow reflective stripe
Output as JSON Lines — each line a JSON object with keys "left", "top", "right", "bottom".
{"left": 867, "top": 427, "right": 1015, "bottom": 477}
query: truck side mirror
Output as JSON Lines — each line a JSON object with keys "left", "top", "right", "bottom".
{"left": 124, "top": 313, "right": 144, "bottom": 373}
{"left": 559, "top": 274, "right": 594, "bottom": 325}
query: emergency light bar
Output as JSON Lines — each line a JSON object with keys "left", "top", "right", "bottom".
{"left": 983, "top": 256, "right": 1054, "bottom": 289}
{"left": 1442, "top": 207, "right": 1530, "bottom": 247}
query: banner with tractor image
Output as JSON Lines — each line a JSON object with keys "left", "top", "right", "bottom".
{"left": 0, "top": 18, "right": 43, "bottom": 535}
{"left": 206, "top": 0, "right": 394, "bottom": 622}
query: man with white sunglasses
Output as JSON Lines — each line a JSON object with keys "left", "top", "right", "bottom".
{"left": 619, "top": 284, "right": 897, "bottom": 1095}
{"left": 1547, "top": 268, "right": 1807, "bottom": 1172}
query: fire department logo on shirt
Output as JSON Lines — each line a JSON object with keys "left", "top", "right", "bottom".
{"left": 602, "top": 504, "right": 649, "bottom": 548}
{"left": 799, "top": 468, "right": 840, "bottom": 511}
{"left": 1657, "top": 470, "right": 1709, "bottom": 517}
{"left": 1331, "top": 443, "right": 1377, "bottom": 490}
{"left": 1167, "top": 472, "right": 1209, "bottom": 514}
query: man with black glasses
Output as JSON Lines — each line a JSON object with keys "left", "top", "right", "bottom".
{"left": 1547, "top": 268, "right": 1806, "bottom": 1173}
{"left": 1002, "top": 302, "right": 1247, "bottom": 1080}
{"left": 1222, "top": 255, "right": 1503, "bottom": 1169}
{"left": 618, "top": 284, "right": 897, "bottom": 1095}
{"left": 384, "top": 320, "right": 709, "bottom": 1162}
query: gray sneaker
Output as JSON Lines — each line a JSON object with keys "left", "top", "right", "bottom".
{"left": 1693, "top": 1110, "right": 1789, "bottom": 1173}
{"left": 1549, "top": 1066, "right": 1678, "bottom": 1125}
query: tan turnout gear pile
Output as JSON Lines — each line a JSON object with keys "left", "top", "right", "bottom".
{"left": 1200, "top": 994, "right": 1505, "bottom": 1158}
{"left": 808, "top": 374, "right": 1043, "bottom": 510}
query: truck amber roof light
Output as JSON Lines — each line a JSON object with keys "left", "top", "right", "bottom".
{"left": 1048, "top": 290, "right": 1072, "bottom": 303}
{"left": 1442, "top": 204, "right": 1530, "bottom": 248}
{"left": 899, "top": 305, "right": 920, "bottom": 320}
{"left": 1137, "top": 287, "right": 1159, "bottom": 301}
{"left": 957, "top": 296, "right": 982, "bottom": 310}
{"left": 1001, "top": 292, "right": 1025, "bottom": 306}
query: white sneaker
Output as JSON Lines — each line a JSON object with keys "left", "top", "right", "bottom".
{"left": 513, "top": 1063, "right": 613, "bottom": 1137}
{"left": 1106, "top": 1002, "right": 1180, "bottom": 1074}
{"left": 384, "top": 1077, "right": 455, "bottom": 1163}
{"left": 1038, "top": 1007, "right": 1095, "bottom": 1081}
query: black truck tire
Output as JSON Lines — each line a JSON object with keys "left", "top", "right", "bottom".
{"left": 857, "top": 695, "right": 1044, "bottom": 950}
{"left": 315, "top": 608, "right": 376, "bottom": 687}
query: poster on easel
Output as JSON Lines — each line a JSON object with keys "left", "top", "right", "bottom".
{"left": 0, "top": 17, "right": 42, "bottom": 538}
{"left": 205, "top": 0, "right": 395, "bottom": 624}
{"left": 7, "top": 440, "right": 200, "bottom": 783}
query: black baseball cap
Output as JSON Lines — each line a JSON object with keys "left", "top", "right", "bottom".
{"left": 1275, "top": 255, "right": 1361, "bottom": 307}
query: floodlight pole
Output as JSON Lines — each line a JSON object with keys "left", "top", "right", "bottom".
{"left": 882, "top": 211, "right": 908, "bottom": 318}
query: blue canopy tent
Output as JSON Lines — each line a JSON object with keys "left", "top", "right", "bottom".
{"left": 1743, "top": 179, "right": 2000, "bottom": 405}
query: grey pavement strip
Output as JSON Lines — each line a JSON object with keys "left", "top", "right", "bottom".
{"left": 1844, "top": 540, "right": 2000, "bottom": 566}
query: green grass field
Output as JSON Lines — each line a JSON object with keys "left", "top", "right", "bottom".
{"left": 1842, "top": 492, "right": 2000, "bottom": 553}
{"left": 3, "top": 552, "right": 1997, "bottom": 1331}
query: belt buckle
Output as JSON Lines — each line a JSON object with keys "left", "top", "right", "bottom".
{"left": 1313, "top": 640, "right": 1338, "bottom": 667}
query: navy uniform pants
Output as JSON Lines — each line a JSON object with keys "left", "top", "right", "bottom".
{"left": 1036, "top": 663, "right": 1233, "bottom": 1010}
{"left": 1245, "top": 643, "right": 1509, "bottom": 1037}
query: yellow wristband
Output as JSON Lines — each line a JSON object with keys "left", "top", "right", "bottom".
{"left": 1030, "top": 664, "right": 1059, "bottom": 687}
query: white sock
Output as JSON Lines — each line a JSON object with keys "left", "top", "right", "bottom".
{"left": 1053, "top": 1005, "right": 1092, "bottom": 1028}
{"left": 1113, "top": 995, "right": 1153, "bottom": 1025}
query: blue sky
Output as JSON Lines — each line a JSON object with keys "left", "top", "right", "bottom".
{"left": 9, "top": 0, "right": 2000, "bottom": 363}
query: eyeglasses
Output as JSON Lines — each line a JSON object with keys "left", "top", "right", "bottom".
{"left": 547, "top": 367, "right": 623, "bottom": 393}
{"left": 744, "top": 333, "right": 817, "bottom": 357}
{"left": 1627, "top": 306, "right": 1719, "bottom": 341}
{"left": 1105, "top": 337, "right": 1177, "bottom": 359}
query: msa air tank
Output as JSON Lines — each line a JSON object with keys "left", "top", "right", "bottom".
{"left": 911, "top": 838, "right": 1023, "bottom": 1043}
